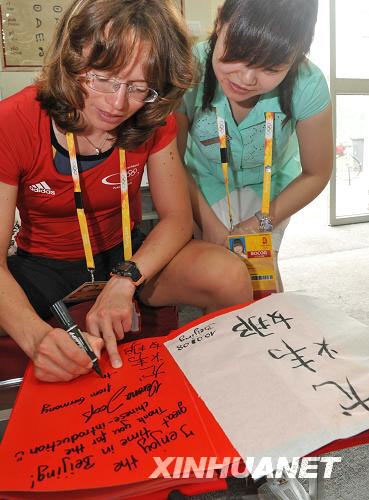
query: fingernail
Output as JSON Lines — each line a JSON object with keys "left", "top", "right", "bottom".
{"left": 112, "top": 359, "right": 122, "bottom": 368}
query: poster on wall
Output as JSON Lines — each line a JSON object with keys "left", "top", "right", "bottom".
{"left": 0, "top": 0, "right": 72, "bottom": 70}
{"left": 0, "top": 0, "right": 184, "bottom": 70}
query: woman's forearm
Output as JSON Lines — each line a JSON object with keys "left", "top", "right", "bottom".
{"left": 270, "top": 169, "right": 331, "bottom": 226}
{"left": 270, "top": 105, "right": 333, "bottom": 226}
{"left": 176, "top": 110, "right": 229, "bottom": 239}
{"left": 0, "top": 265, "right": 52, "bottom": 357}
{"left": 130, "top": 211, "right": 192, "bottom": 281}
{"left": 187, "top": 172, "right": 229, "bottom": 238}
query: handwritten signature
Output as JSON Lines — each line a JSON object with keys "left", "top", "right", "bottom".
{"left": 82, "top": 381, "right": 161, "bottom": 424}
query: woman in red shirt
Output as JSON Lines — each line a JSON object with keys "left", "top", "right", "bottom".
{"left": 0, "top": 0, "right": 252, "bottom": 382}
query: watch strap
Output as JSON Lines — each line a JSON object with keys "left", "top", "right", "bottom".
{"left": 110, "top": 261, "right": 145, "bottom": 287}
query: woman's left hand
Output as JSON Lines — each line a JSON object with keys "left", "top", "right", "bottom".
{"left": 222, "top": 215, "right": 260, "bottom": 249}
{"left": 86, "top": 276, "right": 136, "bottom": 368}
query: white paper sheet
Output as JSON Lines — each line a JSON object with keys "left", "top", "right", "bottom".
{"left": 165, "top": 292, "right": 369, "bottom": 476}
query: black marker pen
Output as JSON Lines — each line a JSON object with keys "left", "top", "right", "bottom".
{"left": 50, "top": 300, "right": 103, "bottom": 378}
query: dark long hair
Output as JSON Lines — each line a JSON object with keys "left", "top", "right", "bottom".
{"left": 203, "top": 0, "right": 318, "bottom": 124}
{"left": 36, "top": 0, "right": 194, "bottom": 150}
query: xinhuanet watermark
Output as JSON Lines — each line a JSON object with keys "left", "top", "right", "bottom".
{"left": 149, "top": 456, "right": 342, "bottom": 479}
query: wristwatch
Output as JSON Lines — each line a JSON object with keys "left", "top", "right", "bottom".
{"left": 254, "top": 210, "right": 273, "bottom": 232}
{"left": 110, "top": 261, "right": 145, "bottom": 287}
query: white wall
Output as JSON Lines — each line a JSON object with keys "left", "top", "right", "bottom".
{"left": 0, "top": 68, "right": 38, "bottom": 99}
{"left": 184, "top": 0, "right": 223, "bottom": 42}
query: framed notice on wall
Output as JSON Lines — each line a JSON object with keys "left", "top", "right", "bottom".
{"left": 0, "top": 0, "right": 72, "bottom": 70}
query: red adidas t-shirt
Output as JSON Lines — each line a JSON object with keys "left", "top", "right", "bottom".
{"left": 0, "top": 86, "right": 177, "bottom": 259}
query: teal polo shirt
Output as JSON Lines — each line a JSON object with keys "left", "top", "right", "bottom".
{"left": 178, "top": 42, "right": 330, "bottom": 206}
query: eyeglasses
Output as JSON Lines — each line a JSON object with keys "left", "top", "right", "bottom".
{"left": 85, "top": 72, "right": 159, "bottom": 103}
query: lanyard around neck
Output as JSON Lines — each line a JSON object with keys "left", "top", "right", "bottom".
{"left": 216, "top": 114, "right": 234, "bottom": 230}
{"left": 261, "top": 112, "right": 274, "bottom": 216}
{"left": 215, "top": 110, "right": 275, "bottom": 228}
{"left": 66, "top": 132, "right": 132, "bottom": 281}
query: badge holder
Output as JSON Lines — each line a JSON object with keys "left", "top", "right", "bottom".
{"left": 217, "top": 112, "right": 277, "bottom": 300}
{"left": 63, "top": 281, "right": 107, "bottom": 304}
{"left": 227, "top": 232, "right": 276, "bottom": 299}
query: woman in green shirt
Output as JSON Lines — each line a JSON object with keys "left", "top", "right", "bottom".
{"left": 177, "top": 0, "right": 333, "bottom": 290}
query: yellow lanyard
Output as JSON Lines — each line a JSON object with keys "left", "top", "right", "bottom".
{"left": 261, "top": 112, "right": 274, "bottom": 216}
{"left": 66, "top": 133, "right": 132, "bottom": 281}
{"left": 216, "top": 114, "right": 234, "bottom": 230}
{"left": 119, "top": 148, "right": 132, "bottom": 260}
{"left": 216, "top": 111, "right": 275, "bottom": 226}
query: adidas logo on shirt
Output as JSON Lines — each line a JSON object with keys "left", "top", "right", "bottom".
{"left": 29, "top": 181, "right": 55, "bottom": 195}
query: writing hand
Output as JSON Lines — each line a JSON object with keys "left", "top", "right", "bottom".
{"left": 86, "top": 277, "right": 136, "bottom": 369}
{"left": 33, "top": 327, "right": 103, "bottom": 382}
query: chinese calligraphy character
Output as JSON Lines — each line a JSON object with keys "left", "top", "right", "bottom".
{"left": 268, "top": 311, "right": 293, "bottom": 329}
{"left": 232, "top": 314, "right": 274, "bottom": 337}
{"left": 314, "top": 338, "right": 338, "bottom": 359}
{"left": 268, "top": 340, "right": 316, "bottom": 372}
{"left": 232, "top": 311, "right": 293, "bottom": 338}
{"left": 313, "top": 378, "right": 369, "bottom": 416}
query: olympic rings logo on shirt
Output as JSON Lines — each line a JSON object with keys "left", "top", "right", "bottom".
{"left": 127, "top": 168, "right": 138, "bottom": 177}
{"left": 102, "top": 167, "right": 139, "bottom": 186}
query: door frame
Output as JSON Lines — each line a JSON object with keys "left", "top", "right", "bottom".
{"left": 329, "top": 0, "right": 369, "bottom": 225}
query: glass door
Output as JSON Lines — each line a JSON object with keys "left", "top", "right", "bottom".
{"left": 330, "top": 0, "right": 369, "bottom": 224}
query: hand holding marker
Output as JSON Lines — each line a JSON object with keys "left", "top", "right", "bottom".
{"left": 50, "top": 300, "right": 103, "bottom": 378}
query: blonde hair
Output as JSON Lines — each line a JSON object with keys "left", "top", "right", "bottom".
{"left": 36, "top": 0, "right": 194, "bottom": 149}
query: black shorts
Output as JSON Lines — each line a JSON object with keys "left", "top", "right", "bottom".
{"left": 7, "top": 227, "right": 145, "bottom": 320}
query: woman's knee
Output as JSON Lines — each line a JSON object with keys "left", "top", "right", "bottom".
{"left": 144, "top": 241, "right": 252, "bottom": 310}
{"left": 200, "top": 247, "right": 253, "bottom": 308}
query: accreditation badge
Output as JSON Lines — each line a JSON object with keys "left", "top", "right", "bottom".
{"left": 63, "top": 281, "right": 107, "bottom": 303}
{"left": 227, "top": 233, "right": 277, "bottom": 300}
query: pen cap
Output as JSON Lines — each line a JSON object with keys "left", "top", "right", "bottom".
{"left": 50, "top": 300, "right": 75, "bottom": 330}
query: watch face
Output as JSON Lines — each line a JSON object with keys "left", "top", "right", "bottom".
{"left": 262, "top": 219, "right": 273, "bottom": 231}
{"left": 111, "top": 261, "right": 144, "bottom": 286}
{"left": 257, "top": 218, "right": 272, "bottom": 232}
{"left": 123, "top": 261, "right": 141, "bottom": 280}
{"left": 111, "top": 261, "right": 144, "bottom": 284}
{"left": 119, "top": 262, "right": 133, "bottom": 273}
